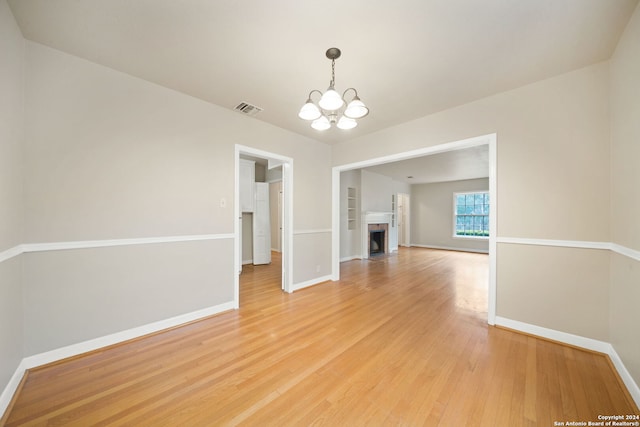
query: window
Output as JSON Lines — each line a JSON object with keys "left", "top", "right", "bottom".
{"left": 454, "top": 191, "right": 489, "bottom": 238}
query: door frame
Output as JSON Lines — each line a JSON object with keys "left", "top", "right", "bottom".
{"left": 235, "top": 145, "right": 293, "bottom": 307}
{"left": 331, "top": 133, "right": 497, "bottom": 325}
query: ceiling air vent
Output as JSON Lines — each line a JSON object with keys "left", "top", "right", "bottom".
{"left": 234, "top": 102, "right": 263, "bottom": 117}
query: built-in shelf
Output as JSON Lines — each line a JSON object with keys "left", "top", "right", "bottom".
{"left": 347, "top": 187, "right": 357, "bottom": 230}
{"left": 391, "top": 194, "right": 396, "bottom": 227}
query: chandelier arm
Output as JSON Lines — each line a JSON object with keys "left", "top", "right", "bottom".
{"left": 342, "top": 87, "right": 358, "bottom": 100}
{"left": 307, "top": 89, "right": 324, "bottom": 101}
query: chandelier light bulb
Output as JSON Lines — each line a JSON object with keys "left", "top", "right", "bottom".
{"left": 337, "top": 116, "right": 357, "bottom": 130}
{"left": 318, "top": 88, "right": 344, "bottom": 111}
{"left": 344, "top": 97, "right": 369, "bottom": 119}
{"left": 311, "top": 115, "right": 331, "bottom": 131}
{"left": 298, "top": 100, "right": 321, "bottom": 120}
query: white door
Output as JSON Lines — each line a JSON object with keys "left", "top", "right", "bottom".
{"left": 277, "top": 185, "right": 283, "bottom": 252}
{"left": 253, "top": 182, "right": 271, "bottom": 265}
{"left": 398, "top": 193, "right": 410, "bottom": 247}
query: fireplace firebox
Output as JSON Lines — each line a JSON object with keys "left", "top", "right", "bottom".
{"left": 369, "top": 230, "right": 385, "bottom": 255}
{"left": 367, "top": 223, "right": 388, "bottom": 257}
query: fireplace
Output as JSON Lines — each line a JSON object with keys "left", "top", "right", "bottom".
{"left": 367, "top": 223, "right": 388, "bottom": 257}
{"left": 369, "top": 230, "right": 385, "bottom": 255}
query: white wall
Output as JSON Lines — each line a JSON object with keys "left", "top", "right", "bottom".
{"left": 340, "top": 170, "right": 361, "bottom": 261}
{"left": 333, "top": 61, "right": 611, "bottom": 342}
{"left": 0, "top": 0, "right": 25, "bottom": 403}
{"left": 361, "top": 170, "right": 394, "bottom": 213}
{"left": 20, "top": 41, "right": 332, "bottom": 358}
{"left": 411, "top": 179, "right": 489, "bottom": 253}
{"left": 610, "top": 2, "right": 640, "bottom": 388}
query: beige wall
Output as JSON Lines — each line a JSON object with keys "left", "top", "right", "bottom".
{"left": 610, "top": 3, "right": 640, "bottom": 386}
{"left": 20, "top": 40, "right": 332, "bottom": 359}
{"left": 0, "top": 0, "right": 23, "bottom": 249}
{"left": 610, "top": 253, "right": 640, "bottom": 384}
{"left": 333, "top": 63, "right": 610, "bottom": 243}
{"left": 411, "top": 179, "right": 489, "bottom": 252}
{"left": 0, "top": 0, "right": 25, "bottom": 398}
{"left": 23, "top": 240, "right": 234, "bottom": 355}
{"left": 333, "top": 62, "right": 611, "bottom": 342}
{"left": 497, "top": 244, "right": 610, "bottom": 341}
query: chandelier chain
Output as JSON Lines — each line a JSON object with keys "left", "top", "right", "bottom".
{"left": 330, "top": 59, "right": 336, "bottom": 88}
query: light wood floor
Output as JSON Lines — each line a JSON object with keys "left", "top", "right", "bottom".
{"left": 3, "top": 248, "right": 637, "bottom": 426}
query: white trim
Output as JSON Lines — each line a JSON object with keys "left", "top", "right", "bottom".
{"left": 0, "top": 245, "right": 23, "bottom": 263}
{"left": 21, "top": 234, "right": 234, "bottom": 253}
{"left": 0, "top": 359, "right": 28, "bottom": 421}
{"left": 611, "top": 243, "right": 640, "bottom": 262}
{"left": 236, "top": 145, "right": 294, "bottom": 295}
{"left": 488, "top": 136, "right": 497, "bottom": 325}
{"left": 22, "top": 302, "right": 235, "bottom": 368}
{"left": 0, "top": 301, "right": 235, "bottom": 419}
{"left": 333, "top": 134, "right": 494, "bottom": 171}
{"left": 331, "top": 168, "right": 341, "bottom": 281}
{"left": 293, "top": 229, "right": 332, "bottom": 235}
{"left": 495, "top": 316, "right": 640, "bottom": 408}
{"left": 340, "top": 255, "right": 362, "bottom": 262}
{"left": 452, "top": 190, "right": 490, "bottom": 240}
{"left": 495, "top": 316, "right": 611, "bottom": 353}
{"left": 411, "top": 244, "right": 489, "bottom": 254}
{"left": 453, "top": 235, "right": 489, "bottom": 241}
{"left": 496, "top": 238, "right": 640, "bottom": 263}
{"left": 290, "top": 274, "right": 333, "bottom": 292}
{"left": 0, "top": 233, "right": 238, "bottom": 265}
{"left": 608, "top": 345, "right": 640, "bottom": 408}
{"left": 496, "top": 237, "right": 611, "bottom": 251}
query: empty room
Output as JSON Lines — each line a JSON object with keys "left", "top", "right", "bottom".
{"left": 1, "top": 0, "right": 639, "bottom": 425}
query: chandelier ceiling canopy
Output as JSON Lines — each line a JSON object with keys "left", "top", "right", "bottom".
{"left": 298, "top": 48, "right": 369, "bottom": 131}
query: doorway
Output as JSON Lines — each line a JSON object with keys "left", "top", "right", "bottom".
{"left": 235, "top": 145, "right": 293, "bottom": 308}
{"left": 331, "top": 133, "right": 497, "bottom": 325}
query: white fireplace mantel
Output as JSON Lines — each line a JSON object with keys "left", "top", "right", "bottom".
{"left": 363, "top": 211, "right": 393, "bottom": 225}
{"left": 362, "top": 212, "right": 393, "bottom": 259}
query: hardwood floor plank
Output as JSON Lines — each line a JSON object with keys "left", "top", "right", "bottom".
{"left": 2, "top": 248, "right": 637, "bottom": 426}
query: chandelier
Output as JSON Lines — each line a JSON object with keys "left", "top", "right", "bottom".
{"left": 298, "top": 48, "right": 369, "bottom": 130}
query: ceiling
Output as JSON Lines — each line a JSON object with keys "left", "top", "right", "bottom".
{"left": 363, "top": 145, "right": 489, "bottom": 185}
{"left": 8, "top": 0, "right": 638, "bottom": 146}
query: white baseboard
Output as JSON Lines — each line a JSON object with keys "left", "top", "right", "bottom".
{"left": 290, "top": 274, "right": 333, "bottom": 292}
{"left": 242, "top": 259, "right": 253, "bottom": 265}
{"left": 411, "top": 244, "right": 489, "bottom": 254}
{"left": 0, "top": 359, "right": 28, "bottom": 421}
{"left": 608, "top": 345, "right": 640, "bottom": 409}
{"left": 0, "top": 301, "right": 235, "bottom": 419}
{"left": 495, "top": 316, "right": 640, "bottom": 408}
{"left": 495, "top": 316, "right": 611, "bottom": 353}
{"left": 340, "top": 255, "right": 361, "bottom": 263}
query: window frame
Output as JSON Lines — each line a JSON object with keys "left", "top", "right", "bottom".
{"left": 452, "top": 191, "right": 490, "bottom": 240}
